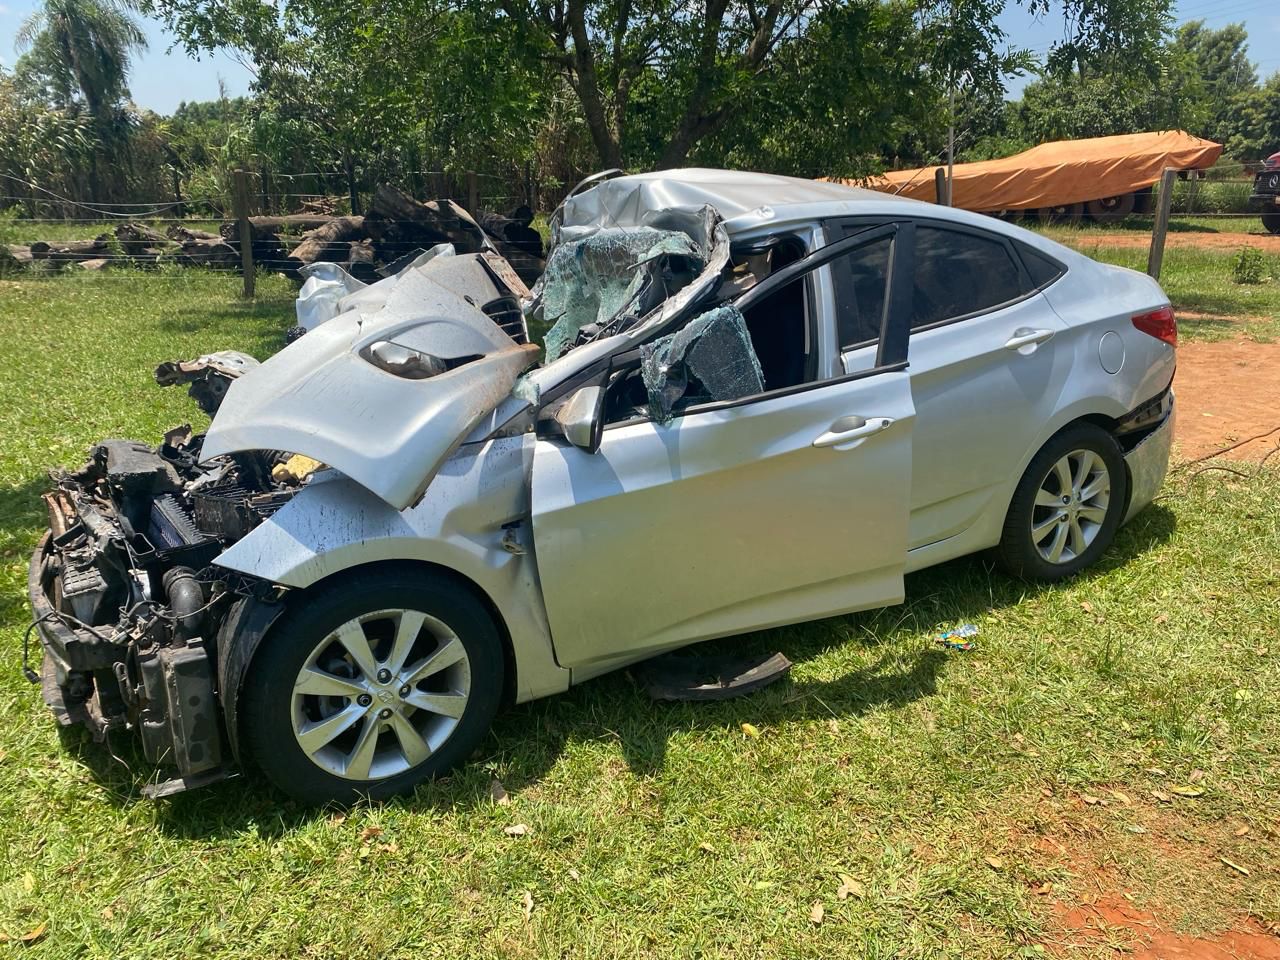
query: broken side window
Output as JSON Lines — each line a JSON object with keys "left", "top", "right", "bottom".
{"left": 639, "top": 304, "right": 764, "bottom": 423}
{"left": 532, "top": 227, "right": 702, "bottom": 362}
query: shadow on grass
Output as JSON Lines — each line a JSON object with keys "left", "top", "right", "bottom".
{"left": 34, "top": 499, "right": 1177, "bottom": 838}
{"left": 136, "top": 504, "right": 1176, "bottom": 836}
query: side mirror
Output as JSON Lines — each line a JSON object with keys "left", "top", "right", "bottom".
{"left": 554, "top": 385, "right": 605, "bottom": 454}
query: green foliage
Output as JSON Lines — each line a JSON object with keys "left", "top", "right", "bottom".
{"left": 1171, "top": 20, "right": 1255, "bottom": 145}
{"left": 1225, "top": 72, "right": 1280, "bottom": 164}
{"left": 1231, "top": 245, "right": 1267, "bottom": 285}
{"left": 14, "top": 0, "right": 147, "bottom": 117}
{"left": 692, "top": 0, "right": 950, "bottom": 177}
{"left": 1012, "top": 62, "right": 1200, "bottom": 144}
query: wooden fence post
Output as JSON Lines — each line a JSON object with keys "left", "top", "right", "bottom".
{"left": 232, "top": 168, "right": 255, "bottom": 299}
{"left": 467, "top": 171, "right": 480, "bottom": 213}
{"left": 1147, "top": 168, "right": 1178, "bottom": 281}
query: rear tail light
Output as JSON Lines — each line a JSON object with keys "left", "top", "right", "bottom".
{"left": 1132, "top": 305, "right": 1177, "bottom": 347}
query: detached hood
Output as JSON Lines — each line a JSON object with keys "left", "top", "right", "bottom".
{"left": 201, "top": 255, "right": 538, "bottom": 510}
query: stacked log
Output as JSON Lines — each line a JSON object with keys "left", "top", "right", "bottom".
{"left": 30, "top": 238, "right": 109, "bottom": 264}
{"left": 3, "top": 190, "right": 547, "bottom": 283}
{"left": 0, "top": 244, "right": 31, "bottom": 275}
{"left": 167, "top": 225, "right": 220, "bottom": 242}
{"left": 115, "top": 222, "right": 169, "bottom": 256}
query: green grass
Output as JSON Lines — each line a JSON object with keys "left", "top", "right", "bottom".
{"left": 0, "top": 219, "right": 224, "bottom": 247}
{"left": 1, "top": 272, "right": 1278, "bottom": 958}
{"left": 1025, "top": 223, "right": 1280, "bottom": 343}
{"left": 1032, "top": 214, "right": 1268, "bottom": 237}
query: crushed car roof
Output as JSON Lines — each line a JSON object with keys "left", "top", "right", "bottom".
{"left": 557, "top": 168, "right": 928, "bottom": 237}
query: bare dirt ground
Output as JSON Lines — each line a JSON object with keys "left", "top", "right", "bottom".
{"left": 1026, "top": 793, "right": 1280, "bottom": 960}
{"left": 1174, "top": 338, "right": 1280, "bottom": 461}
{"left": 1052, "top": 898, "right": 1280, "bottom": 960}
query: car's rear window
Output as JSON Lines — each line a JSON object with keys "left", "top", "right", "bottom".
{"left": 1016, "top": 242, "right": 1067, "bottom": 289}
{"left": 911, "top": 226, "right": 1023, "bottom": 329}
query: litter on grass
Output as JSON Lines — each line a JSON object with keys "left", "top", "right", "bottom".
{"left": 935, "top": 624, "right": 979, "bottom": 651}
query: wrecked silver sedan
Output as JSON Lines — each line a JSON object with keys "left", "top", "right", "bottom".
{"left": 28, "top": 170, "right": 1175, "bottom": 803}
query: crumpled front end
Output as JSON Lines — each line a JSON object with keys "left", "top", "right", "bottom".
{"left": 28, "top": 434, "right": 297, "bottom": 795}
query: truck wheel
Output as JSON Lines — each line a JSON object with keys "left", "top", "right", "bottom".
{"left": 241, "top": 567, "right": 504, "bottom": 805}
{"left": 996, "top": 424, "right": 1128, "bottom": 582}
{"left": 1086, "top": 193, "right": 1136, "bottom": 222}
{"left": 1036, "top": 202, "right": 1084, "bottom": 225}
{"left": 1263, "top": 211, "right": 1280, "bottom": 236}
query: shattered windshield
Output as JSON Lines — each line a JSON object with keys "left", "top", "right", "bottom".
{"left": 530, "top": 227, "right": 702, "bottom": 362}
{"left": 523, "top": 203, "right": 725, "bottom": 364}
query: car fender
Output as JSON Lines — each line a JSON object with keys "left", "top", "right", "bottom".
{"left": 212, "top": 434, "right": 570, "bottom": 706}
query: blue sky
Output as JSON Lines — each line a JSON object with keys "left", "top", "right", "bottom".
{"left": 0, "top": 0, "right": 1278, "bottom": 115}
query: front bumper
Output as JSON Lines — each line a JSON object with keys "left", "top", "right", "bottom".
{"left": 28, "top": 533, "right": 231, "bottom": 796}
{"left": 28, "top": 533, "right": 127, "bottom": 732}
{"left": 1121, "top": 394, "right": 1174, "bottom": 524}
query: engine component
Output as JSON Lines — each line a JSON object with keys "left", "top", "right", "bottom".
{"left": 154, "top": 351, "right": 261, "bottom": 417}
{"left": 59, "top": 555, "right": 110, "bottom": 624}
{"left": 163, "top": 566, "right": 206, "bottom": 641}
{"left": 137, "top": 641, "right": 222, "bottom": 778}
{"left": 146, "top": 494, "right": 219, "bottom": 568}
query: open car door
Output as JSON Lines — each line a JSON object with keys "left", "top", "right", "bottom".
{"left": 530, "top": 224, "right": 917, "bottom": 670}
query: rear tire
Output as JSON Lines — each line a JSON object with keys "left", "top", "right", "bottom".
{"left": 1263, "top": 211, "right": 1280, "bottom": 236}
{"left": 997, "top": 424, "right": 1128, "bottom": 581}
{"left": 241, "top": 567, "right": 504, "bottom": 805}
{"left": 1036, "top": 202, "right": 1084, "bottom": 225}
{"left": 1086, "top": 193, "right": 1136, "bottom": 222}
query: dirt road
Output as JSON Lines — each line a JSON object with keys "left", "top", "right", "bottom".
{"left": 1174, "top": 338, "right": 1280, "bottom": 461}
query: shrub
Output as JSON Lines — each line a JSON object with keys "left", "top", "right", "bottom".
{"left": 1231, "top": 246, "right": 1268, "bottom": 284}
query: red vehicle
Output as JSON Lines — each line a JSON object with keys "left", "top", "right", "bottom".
{"left": 1251, "top": 151, "right": 1280, "bottom": 235}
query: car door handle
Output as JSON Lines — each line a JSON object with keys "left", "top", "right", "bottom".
{"left": 1004, "top": 327, "right": 1056, "bottom": 352}
{"left": 812, "top": 415, "right": 894, "bottom": 449}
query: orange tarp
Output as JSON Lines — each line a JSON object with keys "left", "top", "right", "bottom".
{"left": 839, "top": 131, "right": 1222, "bottom": 211}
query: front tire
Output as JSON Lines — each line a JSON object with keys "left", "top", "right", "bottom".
{"left": 997, "top": 424, "right": 1128, "bottom": 581}
{"left": 1263, "top": 211, "right": 1280, "bottom": 236}
{"left": 241, "top": 567, "right": 504, "bottom": 805}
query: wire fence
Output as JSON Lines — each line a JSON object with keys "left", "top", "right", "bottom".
{"left": 2, "top": 165, "right": 1277, "bottom": 288}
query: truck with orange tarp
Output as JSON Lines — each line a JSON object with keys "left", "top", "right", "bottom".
{"left": 834, "top": 131, "right": 1222, "bottom": 224}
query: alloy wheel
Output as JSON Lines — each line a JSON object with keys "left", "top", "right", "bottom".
{"left": 290, "top": 608, "right": 471, "bottom": 780}
{"left": 1030, "top": 449, "right": 1111, "bottom": 565}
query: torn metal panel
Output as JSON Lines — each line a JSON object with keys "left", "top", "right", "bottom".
{"left": 202, "top": 251, "right": 538, "bottom": 511}
{"left": 154, "top": 351, "right": 261, "bottom": 416}
{"left": 640, "top": 304, "right": 764, "bottom": 422}
{"left": 295, "top": 261, "right": 367, "bottom": 331}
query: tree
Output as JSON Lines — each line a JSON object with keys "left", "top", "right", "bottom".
{"left": 1171, "top": 21, "right": 1255, "bottom": 145}
{"left": 14, "top": 0, "right": 147, "bottom": 118}
{"left": 1226, "top": 72, "right": 1280, "bottom": 162}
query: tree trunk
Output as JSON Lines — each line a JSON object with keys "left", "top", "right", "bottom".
{"left": 178, "top": 238, "right": 241, "bottom": 269}
{"left": 115, "top": 222, "right": 169, "bottom": 256}
{"left": 345, "top": 151, "right": 361, "bottom": 215}
{"left": 288, "top": 216, "right": 367, "bottom": 266}
{"left": 30, "top": 239, "right": 108, "bottom": 264}
{"left": 567, "top": 0, "right": 624, "bottom": 169}
{"left": 220, "top": 215, "right": 338, "bottom": 243}
{"left": 167, "top": 225, "right": 220, "bottom": 242}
